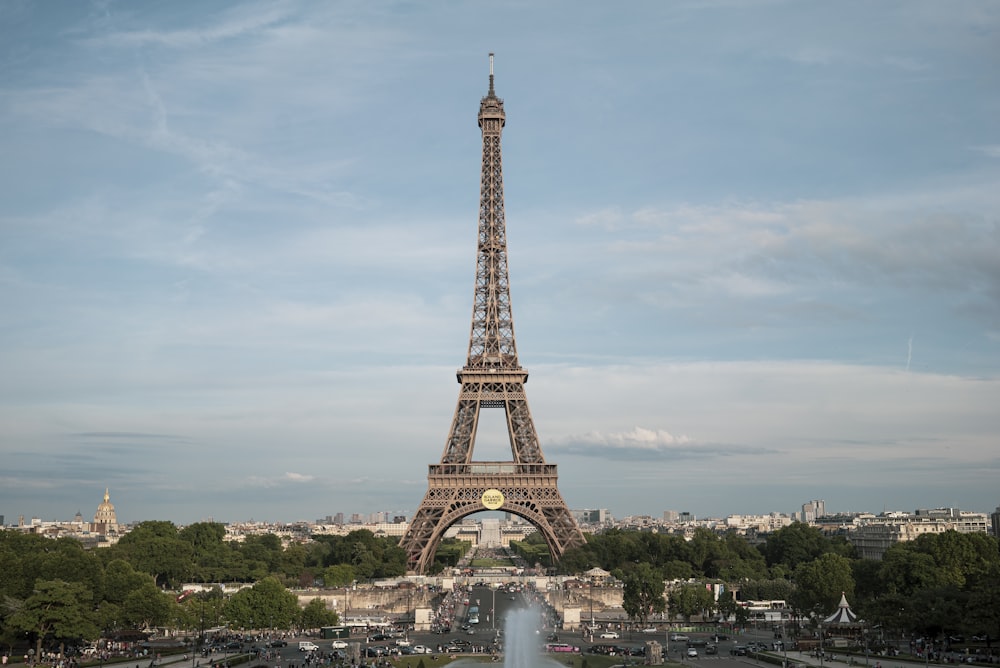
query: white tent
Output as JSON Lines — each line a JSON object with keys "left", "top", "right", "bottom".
{"left": 823, "top": 592, "right": 860, "bottom": 625}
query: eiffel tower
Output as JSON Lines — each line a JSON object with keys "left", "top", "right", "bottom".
{"left": 400, "top": 55, "right": 586, "bottom": 574}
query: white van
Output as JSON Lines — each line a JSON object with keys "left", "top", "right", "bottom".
{"left": 298, "top": 642, "right": 319, "bottom": 652}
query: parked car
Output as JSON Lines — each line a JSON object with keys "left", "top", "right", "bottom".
{"left": 687, "top": 647, "right": 698, "bottom": 658}
{"left": 706, "top": 645, "right": 718, "bottom": 655}
{"left": 600, "top": 632, "right": 620, "bottom": 640}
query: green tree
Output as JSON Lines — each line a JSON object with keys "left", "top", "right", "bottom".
{"left": 877, "top": 545, "right": 944, "bottom": 596}
{"left": 222, "top": 577, "right": 300, "bottom": 631}
{"left": 668, "top": 583, "right": 715, "bottom": 622}
{"left": 111, "top": 521, "right": 194, "bottom": 587}
{"left": 762, "top": 523, "right": 828, "bottom": 572}
{"left": 123, "top": 581, "right": 175, "bottom": 630}
{"left": 715, "top": 594, "right": 749, "bottom": 626}
{"left": 103, "top": 560, "right": 154, "bottom": 605}
{"left": 300, "top": 598, "right": 338, "bottom": 630}
{"left": 34, "top": 538, "right": 105, "bottom": 597}
{"left": 322, "top": 564, "right": 356, "bottom": 588}
{"left": 8, "top": 580, "right": 99, "bottom": 658}
{"left": 908, "top": 531, "right": 1000, "bottom": 588}
{"left": 966, "top": 562, "right": 1000, "bottom": 641}
{"left": 621, "top": 563, "right": 666, "bottom": 626}
{"left": 791, "top": 553, "right": 854, "bottom": 617}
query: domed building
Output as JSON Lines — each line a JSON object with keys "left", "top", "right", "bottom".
{"left": 92, "top": 488, "right": 119, "bottom": 536}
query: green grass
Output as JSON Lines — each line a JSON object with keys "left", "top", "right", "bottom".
{"left": 468, "top": 558, "right": 514, "bottom": 567}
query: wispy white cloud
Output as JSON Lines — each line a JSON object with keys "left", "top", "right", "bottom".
{"left": 81, "top": 4, "right": 292, "bottom": 49}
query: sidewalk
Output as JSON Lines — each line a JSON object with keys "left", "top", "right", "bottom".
{"left": 772, "top": 650, "right": 931, "bottom": 668}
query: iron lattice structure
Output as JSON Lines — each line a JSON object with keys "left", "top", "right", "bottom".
{"left": 399, "top": 56, "right": 586, "bottom": 574}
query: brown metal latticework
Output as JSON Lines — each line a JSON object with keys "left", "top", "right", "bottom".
{"left": 399, "top": 55, "right": 586, "bottom": 574}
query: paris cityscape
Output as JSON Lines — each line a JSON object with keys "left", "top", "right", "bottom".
{"left": 2, "top": 3, "right": 999, "bottom": 668}
{"left": 5, "top": 488, "right": 1000, "bottom": 565}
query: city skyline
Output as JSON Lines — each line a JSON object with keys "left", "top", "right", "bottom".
{"left": 6, "top": 485, "right": 997, "bottom": 528}
{"left": 1, "top": 2, "right": 999, "bottom": 524}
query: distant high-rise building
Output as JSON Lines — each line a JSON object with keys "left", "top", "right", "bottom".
{"left": 575, "top": 509, "right": 610, "bottom": 525}
{"left": 800, "top": 499, "right": 826, "bottom": 523}
{"left": 663, "top": 510, "right": 680, "bottom": 522}
{"left": 334, "top": 512, "right": 344, "bottom": 525}
{"left": 679, "top": 511, "right": 695, "bottom": 522}
{"left": 991, "top": 506, "right": 1000, "bottom": 537}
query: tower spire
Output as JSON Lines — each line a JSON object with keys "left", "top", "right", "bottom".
{"left": 488, "top": 52, "right": 495, "bottom": 96}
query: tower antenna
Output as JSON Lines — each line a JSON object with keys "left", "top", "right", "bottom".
{"left": 488, "top": 52, "right": 495, "bottom": 95}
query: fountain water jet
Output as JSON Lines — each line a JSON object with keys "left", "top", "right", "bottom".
{"left": 448, "top": 605, "right": 566, "bottom": 668}
{"left": 503, "top": 607, "right": 549, "bottom": 668}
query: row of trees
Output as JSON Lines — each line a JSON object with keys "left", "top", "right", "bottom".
{"left": 545, "top": 524, "right": 1000, "bottom": 643}
{"left": 0, "top": 523, "right": 406, "bottom": 656}
{"left": 3, "top": 518, "right": 998, "bottom": 656}
{"left": 102, "top": 521, "right": 408, "bottom": 588}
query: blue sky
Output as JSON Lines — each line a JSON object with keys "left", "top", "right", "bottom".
{"left": 1, "top": 1, "right": 998, "bottom": 526}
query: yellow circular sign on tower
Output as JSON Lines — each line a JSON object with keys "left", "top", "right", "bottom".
{"left": 482, "top": 488, "right": 505, "bottom": 510}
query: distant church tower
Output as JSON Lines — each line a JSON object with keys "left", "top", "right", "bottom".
{"left": 92, "top": 488, "right": 119, "bottom": 535}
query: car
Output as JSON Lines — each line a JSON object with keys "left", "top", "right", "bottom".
{"left": 600, "top": 632, "right": 620, "bottom": 640}
{"left": 411, "top": 646, "right": 432, "bottom": 654}
{"left": 705, "top": 645, "right": 718, "bottom": 655}
{"left": 331, "top": 641, "right": 349, "bottom": 650}
{"left": 642, "top": 628, "right": 659, "bottom": 634}
{"left": 687, "top": 648, "right": 698, "bottom": 658}
{"left": 670, "top": 634, "right": 689, "bottom": 642}
{"left": 268, "top": 640, "right": 287, "bottom": 648}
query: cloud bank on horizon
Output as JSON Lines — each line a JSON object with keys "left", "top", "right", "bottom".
{"left": 1, "top": 1, "right": 998, "bottom": 524}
